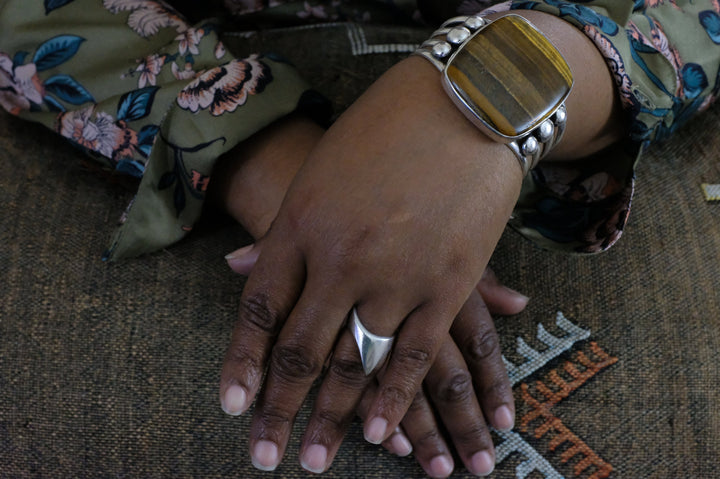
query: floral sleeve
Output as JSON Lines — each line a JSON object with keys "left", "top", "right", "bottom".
{"left": 458, "top": 0, "right": 720, "bottom": 253}
{"left": 0, "top": 0, "right": 322, "bottom": 260}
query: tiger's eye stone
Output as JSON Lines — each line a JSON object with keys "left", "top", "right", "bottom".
{"left": 445, "top": 15, "right": 573, "bottom": 138}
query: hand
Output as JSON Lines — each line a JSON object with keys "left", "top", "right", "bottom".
{"left": 228, "top": 246, "right": 527, "bottom": 477}
{"left": 216, "top": 109, "right": 527, "bottom": 477}
{"left": 217, "top": 9, "right": 621, "bottom": 474}
{"left": 219, "top": 55, "right": 524, "bottom": 474}
{"left": 220, "top": 109, "right": 528, "bottom": 477}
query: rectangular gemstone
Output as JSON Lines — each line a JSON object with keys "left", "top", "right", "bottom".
{"left": 444, "top": 15, "right": 573, "bottom": 138}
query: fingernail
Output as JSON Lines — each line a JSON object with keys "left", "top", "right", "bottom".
{"left": 221, "top": 384, "right": 247, "bottom": 416}
{"left": 364, "top": 417, "right": 388, "bottom": 444}
{"left": 225, "top": 244, "right": 254, "bottom": 260}
{"left": 225, "top": 244, "right": 259, "bottom": 275}
{"left": 251, "top": 440, "right": 279, "bottom": 471}
{"left": 503, "top": 286, "right": 530, "bottom": 304}
{"left": 300, "top": 444, "right": 328, "bottom": 474}
{"left": 390, "top": 430, "right": 413, "bottom": 457}
{"left": 470, "top": 450, "right": 494, "bottom": 476}
{"left": 429, "top": 454, "right": 454, "bottom": 478}
{"left": 494, "top": 405, "right": 514, "bottom": 431}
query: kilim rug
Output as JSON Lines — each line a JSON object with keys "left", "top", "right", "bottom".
{"left": 1, "top": 21, "right": 718, "bottom": 479}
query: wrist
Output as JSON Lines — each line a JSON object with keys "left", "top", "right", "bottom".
{"left": 414, "top": 10, "right": 624, "bottom": 164}
{"left": 484, "top": 10, "right": 625, "bottom": 160}
{"left": 208, "top": 114, "right": 324, "bottom": 238}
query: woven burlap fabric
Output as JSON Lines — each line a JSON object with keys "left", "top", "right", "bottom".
{"left": 1, "top": 23, "right": 719, "bottom": 478}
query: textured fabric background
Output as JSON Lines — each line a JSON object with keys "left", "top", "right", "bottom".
{"left": 1, "top": 23, "right": 719, "bottom": 478}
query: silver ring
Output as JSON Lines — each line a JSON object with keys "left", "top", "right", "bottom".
{"left": 349, "top": 307, "right": 395, "bottom": 376}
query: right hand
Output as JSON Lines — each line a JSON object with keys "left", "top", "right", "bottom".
{"left": 228, "top": 245, "right": 527, "bottom": 477}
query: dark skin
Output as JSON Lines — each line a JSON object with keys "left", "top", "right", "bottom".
{"left": 214, "top": 112, "right": 529, "bottom": 477}
{"left": 212, "top": 10, "right": 623, "bottom": 478}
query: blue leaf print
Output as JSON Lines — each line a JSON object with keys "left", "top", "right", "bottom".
{"left": 626, "top": 31, "right": 673, "bottom": 97}
{"left": 45, "top": 0, "right": 76, "bottom": 15}
{"left": 33, "top": 35, "right": 85, "bottom": 72}
{"left": 12, "top": 51, "right": 28, "bottom": 67}
{"left": 44, "top": 95, "right": 66, "bottom": 112}
{"left": 681, "top": 63, "right": 709, "bottom": 100}
{"left": 117, "top": 87, "right": 160, "bottom": 122}
{"left": 543, "top": 0, "right": 619, "bottom": 35}
{"left": 116, "top": 159, "right": 145, "bottom": 178}
{"left": 174, "top": 183, "right": 186, "bottom": 217}
{"left": 699, "top": 11, "right": 720, "bottom": 44}
{"left": 44, "top": 74, "right": 95, "bottom": 105}
{"left": 137, "top": 124, "right": 160, "bottom": 157}
{"left": 158, "top": 172, "right": 176, "bottom": 190}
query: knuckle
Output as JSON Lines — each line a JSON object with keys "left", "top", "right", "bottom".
{"left": 435, "top": 369, "right": 474, "bottom": 404}
{"left": 480, "top": 373, "right": 511, "bottom": 400}
{"left": 380, "top": 384, "right": 414, "bottom": 410}
{"left": 315, "top": 408, "right": 352, "bottom": 432}
{"left": 270, "top": 343, "right": 321, "bottom": 382}
{"left": 412, "top": 427, "right": 445, "bottom": 450}
{"left": 465, "top": 329, "right": 500, "bottom": 362}
{"left": 394, "top": 343, "right": 433, "bottom": 370}
{"left": 330, "top": 356, "right": 369, "bottom": 389}
{"left": 257, "top": 404, "right": 292, "bottom": 430}
{"left": 226, "top": 344, "right": 262, "bottom": 375}
{"left": 454, "top": 422, "right": 491, "bottom": 448}
{"left": 406, "top": 389, "right": 429, "bottom": 413}
{"left": 238, "top": 292, "right": 283, "bottom": 335}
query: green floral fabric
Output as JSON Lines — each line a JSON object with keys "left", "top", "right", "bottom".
{"left": 0, "top": 0, "right": 316, "bottom": 260}
{"left": 1, "top": 0, "right": 718, "bottom": 258}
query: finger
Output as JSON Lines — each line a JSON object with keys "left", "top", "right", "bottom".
{"left": 225, "top": 243, "right": 261, "bottom": 275}
{"left": 398, "top": 388, "right": 456, "bottom": 478}
{"left": 476, "top": 267, "right": 529, "bottom": 316}
{"left": 219, "top": 240, "right": 304, "bottom": 418}
{"left": 357, "top": 381, "right": 413, "bottom": 458}
{"left": 425, "top": 335, "right": 495, "bottom": 476}
{"left": 451, "top": 290, "right": 515, "bottom": 432}
{"left": 250, "top": 280, "right": 354, "bottom": 472}
{"left": 365, "top": 302, "right": 449, "bottom": 446}
{"left": 298, "top": 298, "right": 412, "bottom": 473}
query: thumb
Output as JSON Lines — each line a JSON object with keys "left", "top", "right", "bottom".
{"left": 224, "top": 243, "right": 262, "bottom": 275}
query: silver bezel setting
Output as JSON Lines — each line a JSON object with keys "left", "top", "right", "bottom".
{"left": 413, "top": 14, "right": 573, "bottom": 175}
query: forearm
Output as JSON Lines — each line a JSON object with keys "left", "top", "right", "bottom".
{"left": 210, "top": 10, "right": 623, "bottom": 243}
{"left": 208, "top": 114, "right": 324, "bottom": 239}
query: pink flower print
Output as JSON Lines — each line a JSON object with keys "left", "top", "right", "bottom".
{"left": 297, "top": 1, "right": 328, "bottom": 19}
{"left": 176, "top": 28, "right": 204, "bottom": 56}
{"left": 135, "top": 54, "right": 166, "bottom": 88}
{"left": 171, "top": 62, "right": 200, "bottom": 80}
{"left": 176, "top": 54, "right": 272, "bottom": 116}
{"left": 639, "top": 19, "right": 684, "bottom": 96}
{"left": 103, "top": 0, "right": 189, "bottom": 38}
{"left": 583, "top": 25, "right": 635, "bottom": 108}
{"left": 644, "top": 0, "right": 681, "bottom": 9}
{"left": 56, "top": 106, "right": 137, "bottom": 161}
{"left": 190, "top": 169, "right": 210, "bottom": 193}
{"left": 0, "top": 53, "right": 45, "bottom": 115}
{"left": 214, "top": 42, "right": 226, "bottom": 60}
